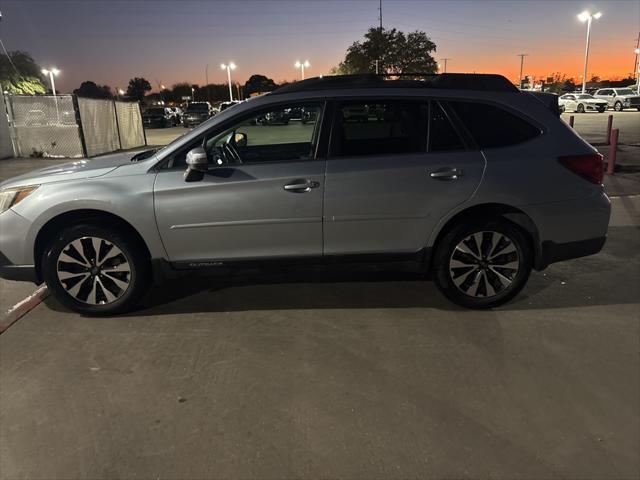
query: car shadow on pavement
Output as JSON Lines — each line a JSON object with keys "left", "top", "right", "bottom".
{"left": 41, "top": 226, "right": 639, "bottom": 316}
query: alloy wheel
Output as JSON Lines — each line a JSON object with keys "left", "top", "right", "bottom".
{"left": 449, "top": 231, "right": 520, "bottom": 298}
{"left": 56, "top": 236, "right": 132, "bottom": 305}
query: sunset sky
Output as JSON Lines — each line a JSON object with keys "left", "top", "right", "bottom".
{"left": 1, "top": 0, "right": 638, "bottom": 93}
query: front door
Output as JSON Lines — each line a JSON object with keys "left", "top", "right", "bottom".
{"left": 154, "top": 102, "right": 326, "bottom": 263}
{"left": 323, "top": 99, "right": 485, "bottom": 255}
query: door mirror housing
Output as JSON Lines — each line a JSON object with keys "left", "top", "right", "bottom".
{"left": 185, "top": 147, "right": 208, "bottom": 172}
{"left": 234, "top": 132, "right": 248, "bottom": 147}
{"left": 184, "top": 147, "right": 208, "bottom": 182}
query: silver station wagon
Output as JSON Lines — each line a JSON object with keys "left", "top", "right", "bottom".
{"left": 0, "top": 74, "right": 611, "bottom": 315}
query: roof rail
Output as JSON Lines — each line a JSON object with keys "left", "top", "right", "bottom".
{"left": 271, "top": 73, "right": 519, "bottom": 95}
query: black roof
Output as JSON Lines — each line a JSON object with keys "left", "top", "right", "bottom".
{"left": 271, "top": 73, "right": 519, "bottom": 95}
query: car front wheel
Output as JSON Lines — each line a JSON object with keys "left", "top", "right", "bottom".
{"left": 42, "top": 224, "right": 150, "bottom": 315}
{"left": 577, "top": 104, "right": 585, "bottom": 113}
{"left": 614, "top": 102, "right": 623, "bottom": 112}
{"left": 434, "top": 220, "right": 532, "bottom": 309}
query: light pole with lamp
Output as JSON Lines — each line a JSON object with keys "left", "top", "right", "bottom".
{"left": 635, "top": 48, "right": 640, "bottom": 94}
{"left": 221, "top": 62, "right": 236, "bottom": 101}
{"left": 295, "top": 60, "right": 310, "bottom": 80}
{"left": 41, "top": 67, "right": 60, "bottom": 121}
{"left": 577, "top": 10, "right": 602, "bottom": 94}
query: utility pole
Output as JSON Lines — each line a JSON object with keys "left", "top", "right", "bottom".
{"left": 441, "top": 58, "right": 451, "bottom": 73}
{"left": 377, "top": 0, "right": 382, "bottom": 75}
{"left": 517, "top": 53, "right": 528, "bottom": 89}
{"left": 379, "top": 0, "right": 382, "bottom": 30}
{"left": 633, "top": 33, "right": 639, "bottom": 81}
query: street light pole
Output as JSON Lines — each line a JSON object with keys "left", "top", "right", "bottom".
{"left": 41, "top": 67, "right": 60, "bottom": 121}
{"left": 517, "top": 53, "right": 528, "bottom": 89}
{"left": 295, "top": 60, "right": 310, "bottom": 80}
{"left": 578, "top": 10, "right": 602, "bottom": 94}
{"left": 221, "top": 62, "right": 236, "bottom": 101}
{"left": 205, "top": 64, "right": 209, "bottom": 102}
{"left": 635, "top": 48, "right": 640, "bottom": 94}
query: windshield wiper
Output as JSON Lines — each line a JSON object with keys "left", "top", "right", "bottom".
{"left": 131, "top": 148, "right": 157, "bottom": 162}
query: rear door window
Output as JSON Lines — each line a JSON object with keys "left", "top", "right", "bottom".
{"left": 449, "top": 101, "right": 541, "bottom": 149}
{"left": 428, "top": 101, "right": 465, "bottom": 152}
{"left": 331, "top": 101, "right": 428, "bottom": 157}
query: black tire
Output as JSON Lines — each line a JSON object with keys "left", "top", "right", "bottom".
{"left": 577, "top": 103, "right": 585, "bottom": 113}
{"left": 598, "top": 107, "right": 606, "bottom": 113}
{"left": 614, "top": 101, "right": 623, "bottom": 112}
{"left": 42, "top": 224, "right": 150, "bottom": 316}
{"left": 433, "top": 219, "right": 532, "bottom": 309}
{"left": 637, "top": 107, "right": 640, "bottom": 112}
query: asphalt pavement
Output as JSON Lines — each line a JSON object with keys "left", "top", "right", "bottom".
{"left": 0, "top": 195, "right": 638, "bottom": 479}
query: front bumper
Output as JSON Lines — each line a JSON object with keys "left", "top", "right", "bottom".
{"left": 0, "top": 251, "right": 38, "bottom": 282}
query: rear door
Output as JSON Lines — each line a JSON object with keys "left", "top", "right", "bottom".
{"left": 323, "top": 99, "right": 485, "bottom": 255}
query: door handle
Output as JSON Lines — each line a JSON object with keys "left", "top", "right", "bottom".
{"left": 430, "top": 168, "right": 463, "bottom": 181}
{"left": 283, "top": 180, "right": 320, "bottom": 193}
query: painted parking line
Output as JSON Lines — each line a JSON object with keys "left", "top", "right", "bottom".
{"left": 0, "top": 285, "right": 49, "bottom": 334}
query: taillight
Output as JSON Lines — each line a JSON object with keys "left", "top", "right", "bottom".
{"left": 558, "top": 154, "right": 604, "bottom": 184}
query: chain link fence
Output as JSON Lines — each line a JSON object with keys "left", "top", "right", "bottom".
{"left": 115, "top": 101, "right": 145, "bottom": 150}
{"left": 7, "top": 95, "right": 84, "bottom": 158}
{"left": 0, "top": 93, "right": 13, "bottom": 159}
{"left": 3, "top": 94, "right": 146, "bottom": 159}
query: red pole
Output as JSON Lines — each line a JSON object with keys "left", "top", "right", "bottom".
{"left": 607, "top": 128, "right": 619, "bottom": 175}
{"left": 569, "top": 115, "right": 575, "bottom": 128}
{"left": 605, "top": 115, "right": 613, "bottom": 145}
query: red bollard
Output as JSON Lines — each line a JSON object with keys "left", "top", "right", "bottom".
{"left": 605, "top": 115, "right": 613, "bottom": 145}
{"left": 607, "top": 128, "right": 619, "bottom": 175}
{"left": 569, "top": 115, "right": 575, "bottom": 128}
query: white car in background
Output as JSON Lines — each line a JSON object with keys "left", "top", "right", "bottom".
{"left": 558, "top": 93, "right": 608, "bottom": 113}
{"left": 593, "top": 88, "right": 640, "bottom": 111}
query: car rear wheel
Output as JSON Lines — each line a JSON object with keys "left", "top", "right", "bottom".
{"left": 614, "top": 101, "right": 623, "bottom": 112}
{"left": 577, "top": 103, "right": 585, "bottom": 113}
{"left": 433, "top": 220, "right": 532, "bottom": 309}
{"left": 42, "top": 224, "right": 150, "bottom": 316}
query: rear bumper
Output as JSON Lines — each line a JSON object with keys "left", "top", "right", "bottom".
{"left": 536, "top": 236, "right": 606, "bottom": 270}
{"left": 0, "top": 251, "right": 38, "bottom": 283}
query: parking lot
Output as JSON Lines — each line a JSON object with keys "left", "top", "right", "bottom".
{"left": 1, "top": 191, "right": 639, "bottom": 478}
{"left": 1, "top": 108, "right": 639, "bottom": 479}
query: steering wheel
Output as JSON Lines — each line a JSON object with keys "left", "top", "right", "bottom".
{"left": 222, "top": 142, "right": 242, "bottom": 164}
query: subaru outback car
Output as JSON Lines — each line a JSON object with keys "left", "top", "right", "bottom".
{"left": 0, "top": 74, "right": 610, "bottom": 315}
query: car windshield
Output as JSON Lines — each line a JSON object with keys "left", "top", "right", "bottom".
{"left": 576, "top": 95, "right": 594, "bottom": 99}
{"left": 186, "top": 104, "right": 208, "bottom": 111}
{"left": 616, "top": 89, "right": 634, "bottom": 95}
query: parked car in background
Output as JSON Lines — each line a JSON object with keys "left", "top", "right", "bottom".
{"left": 183, "top": 102, "right": 214, "bottom": 128}
{"left": 257, "top": 109, "right": 290, "bottom": 125}
{"left": 168, "top": 107, "right": 182, "bottom": 125}
{"left": 142, "top": 107, "right": 175, "bottom": 128}
{"left": 0, "top": 74, "right": 610, "bottom": 315}
{"left": 219, "top": 100, "right": 242, "bottom": 112}
{"left": 593, "top": 88, "right": 640, "bottom": 111}
{"left": 558, "top": 93, "right": 608, "bottom": 113}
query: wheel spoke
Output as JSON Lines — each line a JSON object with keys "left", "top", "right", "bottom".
{"left": 102, "top": 271, "right": 130, "bottom": 291}
{"left": 455, "top": 243, "right": 480, "bottom": 260}
{"left": 488, "top": 266, "right": 514, "bottom": 288}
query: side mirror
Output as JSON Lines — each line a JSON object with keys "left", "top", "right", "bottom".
{"left": 234, "top": 132, "right": 247, "bottom": 147}
{"left": 186, "top": 147, "right": 208, "bottom": 172}
{"left": 184, "top": 147, "right": 208, "bottom": 182}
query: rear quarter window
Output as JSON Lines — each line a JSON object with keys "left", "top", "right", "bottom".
{"left": 449, "top": 101, "right": 541, "bottom": 149}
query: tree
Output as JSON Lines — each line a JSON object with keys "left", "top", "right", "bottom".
{"left": 73, "top": 81, "right": 113, "bottom": 99}
{"left": 0, "top": 50, "right": 47, "bottom": 94}
{"left": 243, "top": 74, "right": 278, "bottom": 96}
{"left": 126, "top": 77, "right": 152, "bottom": 101}
{"left": 335, "top": 27, "right": 437, "bottom": 75}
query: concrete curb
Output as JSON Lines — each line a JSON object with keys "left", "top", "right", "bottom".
{"left": 0, "top": 285, "right": 49, "bottom": 334}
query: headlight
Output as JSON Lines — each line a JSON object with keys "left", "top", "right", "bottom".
{"left": 0, "top": 185, "right": 39, "bottom": 214}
